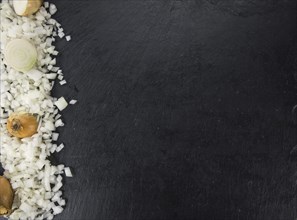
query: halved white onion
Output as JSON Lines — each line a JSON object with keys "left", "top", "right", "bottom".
{"left": 4, "top": 39, "right": 37, "bottom": 73}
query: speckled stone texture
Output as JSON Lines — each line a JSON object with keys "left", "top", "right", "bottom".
{"left": 1, "top": 0, "right": 297, "bottom": 220}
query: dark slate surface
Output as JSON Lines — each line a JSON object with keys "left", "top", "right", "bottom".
{"left": 2, "top": 0, "right": 297, "bottom": 220}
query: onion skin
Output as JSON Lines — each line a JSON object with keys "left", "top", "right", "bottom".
{"left": 0, "top": 176, "right": 14, "bottom": 216}
{"left": 7, "top": 113, "right": 38, "bottom": 138}
{"left": 13, "top": 0, "right": 43, "bottom": 16}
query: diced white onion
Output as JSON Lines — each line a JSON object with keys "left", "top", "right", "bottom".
{"left": 26, "top": 69, "right": 43, "bottom": 82}
{"left": 69, "top": 99, "right": 77, "bottom": 105}
{"left": 52, "top": 132, "right": 59, "bottom": 141}
{"left": 59, "top": 80, "right": 67, "bottom": 85}
{"left": 65, "top": 36, "right": 71, "bottom": 41}
{"left": 54, "top": 97, "right": 68, "bottom": 111}
{"left": 0, "top": 2, "right": 76, "bottom": 219}
{"left": 64, "top": 167, "right": 73, "bottom": 177}
{"left": 56, "top": 143, "right": 64, "bottom": 152}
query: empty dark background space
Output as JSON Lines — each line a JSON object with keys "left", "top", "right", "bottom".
{"left": 5, "top": 0, "right": 297, "bottom": 220}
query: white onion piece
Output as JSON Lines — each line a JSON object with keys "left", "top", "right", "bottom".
{"left": 56, "top": 143, "right": 64, "bottom": 152}
{"left": 69, "top": 100, "right": 77, "bottom": 105}
{"left": 4, "top": 39, "right": 37, "bottom": 73}
{"left": 52, "top": 133, "right": 59, "bottom": 141}
{"left": 64, "top": 167, "right": 72, "bottom": 177}
{"left": 59, "top": 80, "right": 66, "bottom": 85}
{"left": 54, "top": 97, "right": 68, "bottom": 111}
{"left": 26, "top": 69, "right": 43, "bottom": 82}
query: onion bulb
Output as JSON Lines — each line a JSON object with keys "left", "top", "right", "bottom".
{"left": 13, "top": 0, "right": 43, "bottom": 16}
{"left": 4, "top": 39, "right": 37, "bottom": 73}
{"left": 7, "top": 112, "right": 38, "bottom": 138}
{"left": 0, "top": 176, "right": 14, "bottom": 216}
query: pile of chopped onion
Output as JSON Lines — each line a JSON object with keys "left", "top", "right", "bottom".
{"left": 0, "top": 1, "right": 75, "bottom": 219}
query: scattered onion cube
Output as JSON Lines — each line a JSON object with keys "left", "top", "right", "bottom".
{"left": 54, "top": 97, "right": 68, "bottom": 111}
{"left": 55, "top": 119, "right": 64, "bottom": 127}
{"left": 69, "top": 99, "right": 77, "bottom": 105}
{"left": 56, "top": 143, "right": 64, "bottom": 152}
{"left": 59, "top": 80, "right": 66, "bottom": 85}
{"left": 65, "top": 36, "right": 71, "bottom": 41}
{"left": 57, "top": 164, "right": 65, "bottom": 172}
{"left": 64, "top": 167, "right": 73, "bottom": 177}
{"left": 52, "top": 132, "right": 59, "bottom": 141}
{"left": 49, "top": 4, "right": 57, "bottom": 15}
{"left": 58, "top": 199, "right": 66, "bottom": 206}
{"left": 58, "top": 32, "right": 65, "bottom": 38}
{"left": 52, "top": 206, "right": 63, "bottom": 215}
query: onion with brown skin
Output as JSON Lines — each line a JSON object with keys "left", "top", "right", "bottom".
{"left": 7, "top": 113, "right": 38, "bottom": 138}
{"left": 0, "top": 176, "right": 14, "bottom": 216}
{"left": 13, "top": 0, "right": 43, "bottom": 16}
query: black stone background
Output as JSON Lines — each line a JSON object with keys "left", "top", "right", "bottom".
{"left": 1, "top": 0, "right": 297, "bottom": 220}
